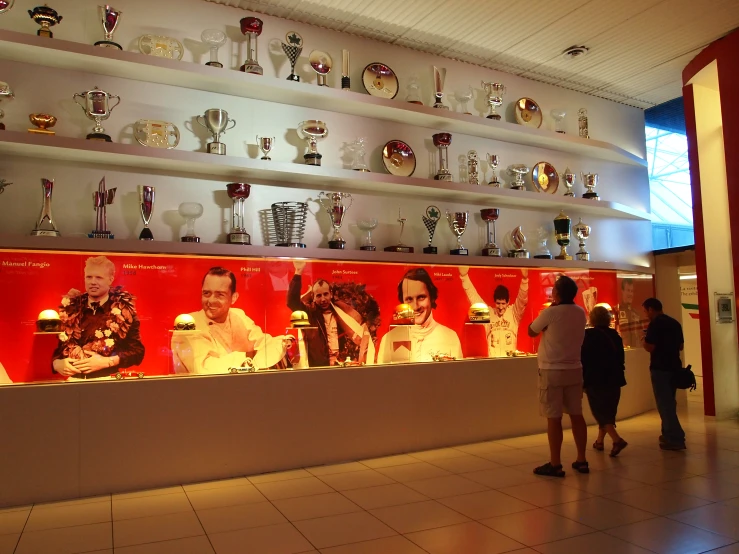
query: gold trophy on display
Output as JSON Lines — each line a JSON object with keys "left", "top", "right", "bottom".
{"left": 554, "top": 210, "right": 573, "bottom": 260}
{"left": 28, "top": 113, "right": 57, "bottom": 135}
{"left": 31, "top": 178, "right": 60, "bottom": 237}
{"left": 467, "top": 150, "right": 480, "bottom": 185}
{"left": 28, "top": 5, "right": 62, "bottom": 37}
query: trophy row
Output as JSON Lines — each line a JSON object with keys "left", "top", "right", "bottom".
{"left": 19, "top": 177, "right": 593, "bottom": 261}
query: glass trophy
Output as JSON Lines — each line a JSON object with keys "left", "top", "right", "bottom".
{"left": 179, "top": 202, "right": 203, "bottom": 243}
{"left": 533, "top": 227, "right": 552, "bottom": 259}
{"left": 202, "top": 29, "right": 226, "bottom": 68}
{"left": 405, "top": 75, "right": 423, "bottom": 105}
{"left": 551, "top": 109, "right": 566, "bottom": 133}
{"left": 455, "top": 86, "right": 473, "bottom": 114}
{"left": 350, "top": 137, "right": 369, "bottom": 172}
{"left": 358, "top": 218, "right": 378, "bottom": 251}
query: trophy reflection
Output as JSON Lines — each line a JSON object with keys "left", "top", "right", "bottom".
{"left": 138, "top": 185, "right": 155, "bottom": 240}
{"left": 239, "top": 17, "right": 263, "bottom": 74}
{"left": 318, "top": 191, "right": 352, "bottom": 249}
{"left": 73, "top": 86, "right": 121, "bottom": 142}
{"left": 272, "top": 201, "right": 307, "bottom": 248}
{"left": 446, "top": 210, "right": 469, "bottom": 255}
{"left": 196, "top": 109, "right": 236, "bottom": 155}
{"left": 298, "top": 120, "right": 328, "bottom": 166}
{"left": 384, "top": 209, "right": 413, "bottom": 253}
{"left": 480, "top": 208, "right": 501, "bottom": 257}
{"left": 574, "top": 218, "right": 591, "bottom": 261}
{"left": 179, "top": 202, "right": 203, "bottom": 243}
{"left": 227, "top": 183, "right": 251, "bottom": 245}
{"left": 281, "top": 31, "right": 303, "bottom": 81}
{"left": 358, "top": 218, "right": 378, "bottom": 251}
{"left": 422, "top": 205, "right": 441, "bottom": 254}
{"left": 554, "top": 210, "right": 572, "bottom": 260}
{"left": 95, "top": 5, "right": 122, "bottom": 50}
{"left": 89, "top": 176, "right": 116, "bottom": 239}
{"left": 31, "top": 178, "right": 60, "bottom": 237}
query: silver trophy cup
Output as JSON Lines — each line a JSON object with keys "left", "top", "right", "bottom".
{"left": 95, "top": 5, "right": 122, "bottom": 49}
{"left": 31, "top": 178, "right": 61, "bottom": 237}
{"left": 73, "top": 86, "right": 121, "bottom": 142}
{"left": 318, "top": 191, "right": 352, "bottom": 249}
{"left": 138, "top": 185, "right": 155, "bottom": 240}
{"left": 446, "top": 210, "right": 469, "bottom": 255}
{"left": 197, "top": 109, "right": 236, "bottom": 155}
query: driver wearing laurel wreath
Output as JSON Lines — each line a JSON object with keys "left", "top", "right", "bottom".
{"left": 52, "top": 256, "right": 145, "bottom": 379}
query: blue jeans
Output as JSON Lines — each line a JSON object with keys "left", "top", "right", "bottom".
{"left": 650, "top": 370, "right": 685, "bottom": 444}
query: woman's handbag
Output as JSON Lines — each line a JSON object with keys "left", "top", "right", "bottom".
{"left": 673, "top": 364, "right": 697, "bottom": 391}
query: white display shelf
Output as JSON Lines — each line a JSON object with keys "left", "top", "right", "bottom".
{"left": 0, "top": 29, "right": 647, "bottom": 168}
{"left": 0, "top": 131, "right": 651, "bottom": 220}
{"left": 0, "top": 235, "right": 654, "bottom": 274}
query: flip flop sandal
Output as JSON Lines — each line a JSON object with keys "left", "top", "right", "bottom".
{"left": 572, "top": 460, "right": 590, "bottom": 474}
{"left": 610, "top": 440, "right": 628, "bottom": 457}
{"left": 533, "top": 462, "right": 565, "bottom": 478}
{"left": 593, "top": 441, "right": 604, "bottom": 451}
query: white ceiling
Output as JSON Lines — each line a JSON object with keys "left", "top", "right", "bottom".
{"left": 205, "top": 0, "right": 739, "bottom": 109}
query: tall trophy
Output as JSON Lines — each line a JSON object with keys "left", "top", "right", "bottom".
{"left": 256, "top": 136, "right": 274, "bottom": 160}
{"left": 28, "top": 5, "right": 62, "bottom": 38}
{"left": 89, "top": 176, "right": 116, "bottom": 239}
{"left": 31, "top": 178, "right": 60, "bottom": 237}
{"left": 578, "top": 108, "right": 590, "bottom": 139}
{"left": 298, "top": 120, "right": 328, "bottom": 166}
{"left": 239, "top": 17, "right": 263, "bottom": 74}
{"left": 446, "top": 210, "right": 469, "bottom": 255}
{"left": 281, "top": 31, "right": 303, "bottom": 81}
{"left": 196, "top": 109, "right": 236, "bottom": 155}
{"left": 0, "top": 80, "right": 13, "bottom": 131}
{"left": 480, "top": 208, "right": 501, "bottom": 257}
{"left": 467, "top": 150, "right": 479, "bottom": 185}
{"left": 138, "top": 185, "right": 155, "bottom": 240}
{"left": 318, "top": 191, "right": 352, "bottom": 249}
{"left": 554, "top": 210, "right": 572, "bottom": 260}
{"left": 350, "top": 137, "right": 369, "bottom": 172}
{"left": 384, "top": 209, "right": 413, "bottom": 253}
{"left": 422, "top": 205, "right": 441, "bottom": 254}
{"left": 95, "top": 5, "right": 122, "bottom": 50}
{"left": 73, "top": 86, "right": 121, "bottom": 142}
{"left": 272, "top": 201, "right": 307, "bottom": 248}
{"left": 342, "top": 49, "right": 350, "bottom": 91}
{"left": 432, "top": 66, "right": 448, "bottom": 109}
{"left": 533, "top": 227, "right": 552, "bottom": 259}
{"left": 481, "top": 82, "right": 505, "bottom": 120}
{"left": 227, "top": 183, "right": 251, "bottom": 245}
{"left": 581, "top": 171, "right": 599, "bottom": 199}
{"left": 358, "top": 218, "right": 378, "bottom": 251}
{"left": 202, "top": 29, "right": 226, "bottom": 68}
{"left": 508, "top": 226, "right": 529, "bottom": 258}
{"left": 574, "top": 218, "right": 591, "bottom": 261}
{"left": 508, "top": 164, "right": 529, "bottom": 190}
{"left": 309, "top": 50, "right": 332, "bottom": 86}
{"left": 432, "top": 132, "right": 453, "bottom": 181}
{"left": 487, "top": 154, "right": 500, "bottom": 187}
{"left": 563, "top": 168, "right": 576, "bottom": 197}
{"left": 179, "top": 202, "right": 203, "bottom": 243}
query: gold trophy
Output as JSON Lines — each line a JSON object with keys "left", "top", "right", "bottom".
{"left": 28, "top": 5, "right": 62, "bottom": 38}
{"left": 28, "top": 113, "right": 56, "bottom": 135}
{"left": 554, "top": 211, "right": 572, "bottom": 260}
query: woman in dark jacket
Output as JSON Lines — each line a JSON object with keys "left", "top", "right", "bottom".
{"left": 582, "top": 306, "right": 628, "bottom": 456}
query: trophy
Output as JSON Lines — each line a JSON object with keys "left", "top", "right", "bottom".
{"left": 281, "top": 31, "right": 303, "bottom": 81}
{"left": 0, "top": 0, "right": 14, "bottom": 14}
{"left": 358, "top": 218, "right": 378, "bottom": 251}
{"left": 227, "top": 183, "right": 251, "bottom": 245}
{"left": 533, "top": 227, "right": 552, "bottom": 259}
{"left": 342, "top": 49, "right": 350, "bottom": 91}
{"left": 563, "top": 168, "right": 576, "bottom": 197}
{"left": 138, "top": 185, "right": 155, "bottom": 240}
{"left": 578, "top": 108, "right": 590, "bottom": 139}
{"left": 28, "top": 5, "right": 62, "bottom": 38}
{"left": 257, "top": 136, "right": 274, "bottom": 160}
{"left": 196, "top": 109, "right": 236, "bottom": 155}
{"left": 298, "top": 120, "right": 328, "bottom": 166}
{"left": 309, "top": 50, "right": 332, "bottom": 86}
{"left": 272, "top": 201, "right": 307, "bottom": 248}
{"left": 31, "top": 178, "right": 60, "bottom": 237}
{"left": 405, "top": 75, "right": 423, "bottom": 105}
{"left": 509, "top": 226, "right": 529, "bottom": 258}
{"left": 551, "top": 109, "right": 566, "bottom": 133}
{"left": 422, "top": 205, "right": 441, "bottom": 254}
{"left": 0, "top": 179, "right": 11, "bottom": 194}
{"left": 0, "top": 81, "right": 12, "bottom": 130}
{"left": 134, "top": 119, "right": 180, "bottom": 149}
{"left": 574, "top": 218, "right": 591, "bottom": 261}
{"left": 95, "top": 5, "right": 122, "bottom": 50}
{"left": 554, "top": 210, "right": 572, "bottom": 260}
{"left": 432, "top": 132, "right": 452, "bottom": 181}
{"left": 581, "top": 171, "right": 599, "bottom": 199}
{"left": 384, "top": 209, "right": 413, "bottom": 253}
{"left": 480, "top": 208, "right": 501, "bottom": 257}
{"left": 73, "top": 86, "right": 121, "bottom": 142}
{"left": 318, "top": 191, "right": 352, "bottom": 249}
{"left": 467, "top": 150, "right": 479, "bottom": 185}
{"left": 481, "top": 82, "right": 505, "bottom": 120}
{"left": 179, "top": 202, "right": 203, "bottom": 243}
{"left": 350, "top": 137, "right": 369, "bottom": 172}
{"left": 455, "top": 87, "right": 473, "bottom": 115}
{"left": 508, "top": 164, "right": 529, "bottom": 190}
{"left": 28, "top": 113, "right": 57, "bottom": 135}
{"left": 432, "top": 66, "right": 448, "bottom": 109}
{"left": 138, "top": 35, "right": 184, "bottom": 60}
{"left": 239, "top": 17, "right": 263, "bottom": 74}
{"left": 487, "top": 154, "right": 501, "bottom": 186}
{"left": 89, "top": 176, "right": 116, "bottom": 239}
{"left": 446, "top": 210, "right": 469, "bottom": 255}
{"left": 202, "top": 29, "right": 226, "bottom": 68}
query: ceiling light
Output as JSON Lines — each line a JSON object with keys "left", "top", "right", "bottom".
{"left": 562, "top": 45, "right": 590, "bottom": 60}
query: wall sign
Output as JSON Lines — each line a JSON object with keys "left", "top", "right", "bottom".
{"left": 715, "top": 292, "right": 735, "bottom": 323}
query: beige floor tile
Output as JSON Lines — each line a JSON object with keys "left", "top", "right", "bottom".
{"left": 498, "top": 480, "right": 592, "bottom": 507}
{"left": 546, "top": 496, "right": 656, "bottom": 530}
{"left": 532, "top": 531, "right": 654, "bottom": 553}
{"left": 427, "top": 454, "right": 502, "bottom": 474}
{"left": 474, "top": 449, "right": 545, "bottom": 466}
{"left": 0, "top": 505, "right": 31, "bottom": 514}
{"left": 293, "top": 511, "right": 396, "bottom": 549}
{"left": 706, "top": 466, "right": 739, "bottom": 485}
{"left": 320, "top": 535, "right": 426, "bottom": 554}
{"left": 0, "top": 508, "right": 29, "bottom": 535}
{"left": 359, "top": 455, "right": 419, "bottom": 469}
{"left": 248, "top": 469, "right": 314, "bottom": 484}
{"left": 558, "top": 472, "right": 644, "bottom": 495}
{"left": 208, "top": 522, "right": 313, "bottom": 554}
{"left": 113, "top": 511, "right": 204, "bottom": 548}
{"left": 112, "top": 492, "right": 193, "bottom": 521}
{"left": 463, "top": 467, "right": 541, "bottom": 489}
{"left": 724, "top": 496, "right": 739, "bottom": 508}
{"left": 438, "top": 489, "right": 537, "bottom": 519}
{"left": 15, "top": 522, "right": 112, "bottom": 554}
{"left": 33, "top": 495, "right": 110, "bottom": 510}
{"left": 604, "top": 484, "right": 712, "bottom": 515}
{"left": 455, "top": 442, "right": 517, "bottom": 456}
{"left": 409, "top": 448, "right": 468, "bottom": 462}
{"left": 341, "top": 484, "right": 429, "bottom": 510}
{"left": 659, "top": 455, "right": 738, "bottom": 476}
{"left": 254, "top": 477, "right": 335, "bottom": 501}
{"left": 113, "top": 486, "right": 185, "bottom": 500}
{"left": 306, "top": 462, "right": 368, "bottom": 476}
{"left": 25, "top": 500, "right": 111, "bottom": 531}
{"left": 196, "top": 501, "right": 286, "bottom": 534}
{"left": 496, "top": 434, "right": 550, "bottom": 449}
{"left": 0, "top": 534, "right": 18, "bottom": 554}
{"left": 318, "top": 470, "right": 396, "bottom": 491}
{"left": 182, "top": 477, "right": 251, "bottom": 492}
{"left": 481, "top": 507, "right": 593, "bottom": 546}
{"left": 605, "top": 462, "right": 696, "bottom": 485}
{"left": 272, "top": 492, "right": 362, "bottom": 521}
{"left": 669, "top": 502, "right": 739, "bottom": 539}
{"left": 660, "top": 475, "right": 739, "bottom": 501}
{"left": 375, "top": 462, "right": 453, "bottom": 483}
{"left": 605, "top": 516, "right": 736, "bottom": 554}
{"left": 406, "top": 521, "right": 524, "bottom": 554}
{"left": 403, "top": 474, "right": 489, "bottom": 499}
{"left": 115, "top": 535, "right": 215, "bottom": 554}
{"left": 369, "top": 500, "right": 469, "bottom": 533}
{"left": 186, "top": 484, "right": 267, "bottom": 510}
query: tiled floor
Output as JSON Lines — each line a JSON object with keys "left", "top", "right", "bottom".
{"left": 3, "top": 401, "right": 739, "bottom": 553}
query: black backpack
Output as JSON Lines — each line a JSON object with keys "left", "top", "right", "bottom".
{"left": 673, "top": 364, "right": 697, "bottom": 391}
